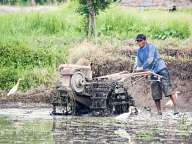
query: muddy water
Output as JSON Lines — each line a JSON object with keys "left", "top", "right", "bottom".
{"left": 0, "top": 104, "right": 192, "bottom": 144}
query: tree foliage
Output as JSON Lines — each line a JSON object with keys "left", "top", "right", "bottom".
{"left": 77, "top": 0, "right": 115, "bottom": 16}
{"left": 77, "top": 0, "right": 116, "bottom": 38}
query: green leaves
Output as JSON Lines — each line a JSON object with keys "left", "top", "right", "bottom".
{"left": 78, "top": 0, "right": 114, "bottom": 16}
{"left": 0, "top": 40, "right": 52, "bottom": 68}
{"left": 77, "top": 0, "right": 115, "bottom": 37}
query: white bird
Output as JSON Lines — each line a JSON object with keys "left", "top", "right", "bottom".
{"left": 7, "top": 78, "right": 22, "bottom": 96}
{"left": 165, "top": 91, "right": 180, "bottom": 106}
{"left": 115, "top": 106, "right": 137, "bottom": 122}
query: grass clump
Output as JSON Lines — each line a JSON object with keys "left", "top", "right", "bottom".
{"left": 0, "top": 36, "right": 67, "bottom": 90}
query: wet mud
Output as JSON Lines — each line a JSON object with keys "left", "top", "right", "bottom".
{"left": 0, "top": 103, "right": 191, "bottom": 144}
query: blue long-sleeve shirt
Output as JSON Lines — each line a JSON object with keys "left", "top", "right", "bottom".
{"left": 136, "top": 43, "right": 166, "bottom": 73}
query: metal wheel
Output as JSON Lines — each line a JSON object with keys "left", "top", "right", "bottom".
{"left": 70, "top": 71, "right": 86, "bottom": 93}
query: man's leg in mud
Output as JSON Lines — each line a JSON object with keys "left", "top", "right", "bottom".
{"left": 159, "top": 68, "right": 179, "bottom": 115}
{"left": 169, "top": 95, "right": 179, "bottom": 114}
{"left": 154, "top": 99, "right": 162, "bottom": 115}
{"left": 151, "top": 81, "right": 162, "bottom": 115}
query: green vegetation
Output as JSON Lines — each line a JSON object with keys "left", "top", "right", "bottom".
{"left": 0, "top": 0, "right": 66, "bottom": 5}
{"left": 0, "top": 2, "right": 85, "bottom": 90}
{"left": 0, "top": 2, "right": 192, "bottom": 90}
{"left": 0, "top": 117, "right": 53, "bottom": 144}
{"left": 97, "top": 6, "right": 192, "bottom": 40}
{"left": 77, "top": 0, "right": 116, "bottom": 37}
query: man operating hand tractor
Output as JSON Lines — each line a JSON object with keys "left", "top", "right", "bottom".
{"left": 134, "top": 34, "right": 179, "bottom": 115}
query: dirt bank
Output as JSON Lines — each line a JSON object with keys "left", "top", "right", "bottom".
{"left": 0, "top": 87, "right": 55, "bottom": 104}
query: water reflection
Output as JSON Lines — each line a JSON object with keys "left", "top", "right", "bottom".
{"left": 0, "top": 116, "right": 53, "bottom": 144}
{"left": 52, "top": 116, "right": 129, "bottom": 144}
{"left": 51, "top": 114, "right": 192, "bottom": 144}
{"left": 0, "top": 106, "right": 192, "bottom": 144}
{"left": 53, "top": 113, "right": 192, "bottom": 144}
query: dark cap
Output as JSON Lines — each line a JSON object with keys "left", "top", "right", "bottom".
{"left": 135, "top": 34, "right": 146, "bottom": 41}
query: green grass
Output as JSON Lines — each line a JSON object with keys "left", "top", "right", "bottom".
{"left": 0, "top": 2, "right": 85, "bottom": 90}
{"left": 97, "top": 5, "right": 192, "bottom": 40}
